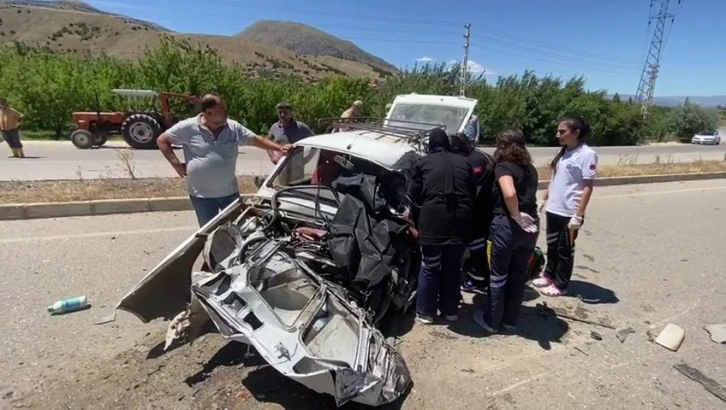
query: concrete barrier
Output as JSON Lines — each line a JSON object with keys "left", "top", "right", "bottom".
{"left": 1, "top": 172, "right": 724, "bottom": 221}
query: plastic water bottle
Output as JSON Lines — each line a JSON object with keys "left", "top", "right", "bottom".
{"left": 47, "top": 296, "right": 89, "bottom": 314}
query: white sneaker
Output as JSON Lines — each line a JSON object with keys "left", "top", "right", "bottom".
{"left": 532, "top": 275, "right": 553, "bottom": 288}
{"left": 417, "top": 314, "right": 434, "bottom": 325}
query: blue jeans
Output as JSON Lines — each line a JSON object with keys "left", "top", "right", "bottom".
{"left": 189, "top": 193, "right": 239, "bottom": 227}
{"left": 416, "top": 244, "right": 466, "bottom": 317}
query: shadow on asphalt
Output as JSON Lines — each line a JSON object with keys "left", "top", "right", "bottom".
{"left": 447, "top": 294, "right": 569, "bottom": 350}
{"left": 184, "top": 341, "right": 265, "bottom": 387}
{"left": 243, "top": 364, "right": 412, "bottom": 410}
{"left": 567, "top": 280, "right": 620, "bottom": 305}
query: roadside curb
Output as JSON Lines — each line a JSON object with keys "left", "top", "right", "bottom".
{"left": 0, "top": 197, "right": 193, "bottom": 221}
{"left": 536, "top": 171, "right": 726, "bottom": 190}
{"left": 1, "top": 172, "right": 725, "bottom": 221}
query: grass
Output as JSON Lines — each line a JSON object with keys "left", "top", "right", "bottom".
{"left": 2, "top": 158, "right": 725, "bottom": 205}
{"left": 0, "top": 176, "right": 257, "bottom": 204}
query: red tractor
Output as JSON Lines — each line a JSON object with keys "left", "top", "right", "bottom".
{"left": 70, "top": 89, "right": 199, "bottom": 149}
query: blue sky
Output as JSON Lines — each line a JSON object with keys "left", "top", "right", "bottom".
{"left": 88, "top": 0, "right": 723, "bottom": 97}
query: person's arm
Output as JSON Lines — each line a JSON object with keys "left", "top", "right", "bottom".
{"left": 265, "top": 130, "right": 280, "bottom": 164}
{"left": 498, "top": 174, "right": 521, "bottom": 217}
{"left": 12, "top": 108, "right": 24, "bottom": 125}
{"left": 407, "top": 160, "right": 424, "bottom": 206}
{"left": 252, "top": 135, "right": 289, "bottom": 152}
{"left": 157, "top": 120, "right": 193, "bottom": 177}
{"left": 235, "top": 123, "right": 291, "bottom": 154}
{"left": 575, "top": 151, "right": 599, "bottom": 217}
{"left": 299, "top": 122, "right": 315, "bottom": 139}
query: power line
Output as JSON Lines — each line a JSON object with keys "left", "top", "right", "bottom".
{"left": 470, "top": 33, "right": 640, "bottom": 72}
{"left": 469, "top": 44, "right": 638, "bottom": 76}
{"left": 471, "top": 25, "right": 639, "bottom": 67}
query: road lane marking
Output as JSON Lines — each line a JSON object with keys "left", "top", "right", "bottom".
{"left": 596, "top": 185, "right": 726, "bottom": 200}
{"left": 0, "top": 226, "right": 197, "bottom": 244}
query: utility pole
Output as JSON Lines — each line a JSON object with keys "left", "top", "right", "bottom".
{"left": 636, "top": 0, "right": 680, "bottom": 119}
{"left": 460, "top": 23, "right": 471, "bottom": 96}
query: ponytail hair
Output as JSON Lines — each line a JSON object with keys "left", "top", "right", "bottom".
{"left": 550, "top": 116, "right": 591, "bottom": 170}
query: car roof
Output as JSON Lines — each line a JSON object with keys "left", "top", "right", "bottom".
{"left": 297, "top": 130, "right": 421, "bottom": 170}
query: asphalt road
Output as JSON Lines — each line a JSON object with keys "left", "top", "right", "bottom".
{"left": 1, "top": 139, "right": 725, "bottom": 181}
{"left": 2, "top": 179, "right": 726, "bottom": 409}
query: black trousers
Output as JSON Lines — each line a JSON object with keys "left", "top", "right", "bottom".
{"left": 464, "top": 227, "right": 490, "bottom": 287}
{"left": 1, "top": 129, "right": 22, "bottom": 149}
{"left": 544, "top": 212, "right": 580, "bottom": 290}
{"left": 485, "top": 215, "right": 537, "bottom": 330}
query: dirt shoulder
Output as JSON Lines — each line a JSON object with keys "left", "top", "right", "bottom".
{"left": 2, "top": 160, "right": 726, "bottom": 204}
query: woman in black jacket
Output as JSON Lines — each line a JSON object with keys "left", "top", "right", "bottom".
{"left": 474, "top": 129, "right": 539, "bottom": 333}
{"left": 450, "top": 133, "right": 495, "bottom": 295}
{"left": 408, "top": 129, "right": 476, "bottom": 324}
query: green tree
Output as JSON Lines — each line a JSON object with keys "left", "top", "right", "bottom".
{"left": 667, "top": 101, "right": 720, "bottom": 142}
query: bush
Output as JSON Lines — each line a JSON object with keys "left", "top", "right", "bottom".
{"left": 665, "top": 99, "right": 720, "bottom": 142}
{"left": 0, "top": 36, "right": 695, "bottom": 145}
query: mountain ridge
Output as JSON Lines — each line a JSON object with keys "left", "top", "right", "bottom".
{"left": 0, "top": 1, "right": 393, "bottom": 81}
{"left": 236, "top": 20, "right": 397, "bottom": 73}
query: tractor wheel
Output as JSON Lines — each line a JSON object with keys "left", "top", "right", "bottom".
{"left": 93, "top": 133, "right": 108, "bottom": 147}
{"left": 120, "top": 114, "right": 162, "bottom": 149}
{"left": 71, "top": 129, "right": 95, "bottom": 149}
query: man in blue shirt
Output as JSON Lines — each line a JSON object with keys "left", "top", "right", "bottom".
{"left": 267, "top": 102, "right": 314, "bottom": 184}
{"left": 157, "top": 93, "right": 292, "bottom": 226}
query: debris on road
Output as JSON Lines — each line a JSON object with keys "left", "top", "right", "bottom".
{"left": 93, "top": 311, "right": 117, "bottom": 325}
{"left": 536, "top": 302, "right": 616, "bottom": 330}
{"left": 654, "top": 324, "right": 685, "bottom": 352}
{"left": 573, "top": 346, "right": 589, "bottom": 356}
{"left": 47, "top": 295, "right": 90, "bottom": 315}
{"left": 704, "top": 324, "right": 726, "bottom": 344}
{"left": 673, "top": 363, "right": 726, "bottom": 403}
{"left": 616, "top": 327, "right": 636, "bottom": 343}
{"left": 590, "top": 331, "right": 603, "bottom": 341}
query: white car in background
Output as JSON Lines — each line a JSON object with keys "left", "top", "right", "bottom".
{"left": 691, "top": 131, "right": 720, "bottom": 145}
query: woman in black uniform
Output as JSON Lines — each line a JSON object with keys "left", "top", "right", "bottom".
{"left": 474, "top": 129, "right": 539, "bottom": 333}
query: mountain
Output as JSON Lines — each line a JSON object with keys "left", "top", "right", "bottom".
{"left": 0, "top": 0, "right": 169, "bottom": 31}
{"left": 608, "top": 93, "right": 726, "bottom": 108}
{"left": 0, "top": 1, "right": 394, "bottom": 81}
{"left": 237, "top": 20, "right": 397, "bottom": 74}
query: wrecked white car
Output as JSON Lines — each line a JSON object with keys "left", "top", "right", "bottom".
{"left": 115, "top": 94, "right": 478, "bottom": 407}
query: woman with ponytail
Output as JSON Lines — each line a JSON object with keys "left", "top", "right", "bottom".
{"left": 534, "top": 116, "right": 598, "bottom": 297}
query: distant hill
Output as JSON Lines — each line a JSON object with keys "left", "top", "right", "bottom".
{"left": 237, "top": 20, "right": 397, "bottom": 74}
{"left": 0, "top": 0, "right": 169, "bottom": 31}
{"left": 0, "top": 1, "right": 393, "bottom": 81}
{"left": 608, "top": 94, "right": 726, "bottom": 108}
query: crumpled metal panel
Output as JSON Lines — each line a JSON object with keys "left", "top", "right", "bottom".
{"left": 191, "top": 238, "right": 412, "bottom": 407}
